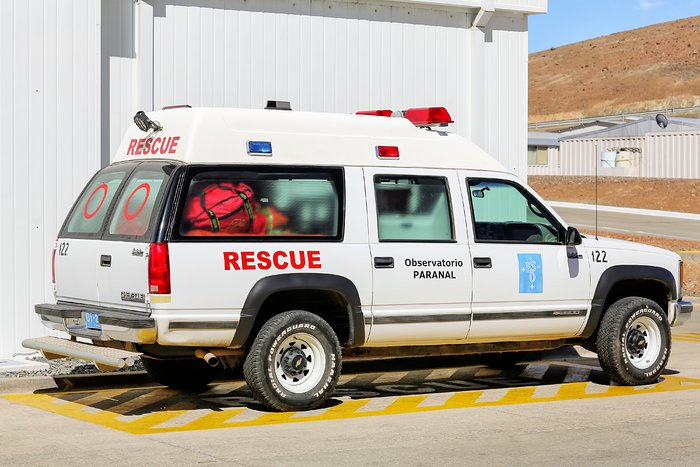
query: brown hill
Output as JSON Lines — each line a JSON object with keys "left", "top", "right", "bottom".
{"left": 529, "top": 16, "right": 700, "bottom": 123}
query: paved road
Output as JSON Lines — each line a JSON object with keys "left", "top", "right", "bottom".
{"left": 2, "top": 310, "right": 700, "bottom": 466}
{"left": 550, "top": 202, "right": 700, "bottom": 242}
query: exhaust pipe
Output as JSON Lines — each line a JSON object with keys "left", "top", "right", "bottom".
{"left": 195, "top": 349, "right": 220, "bottom": 367}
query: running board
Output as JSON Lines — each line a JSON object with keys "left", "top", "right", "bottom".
{"left": 22, "top": 336, "right": 142, "bottom": 371}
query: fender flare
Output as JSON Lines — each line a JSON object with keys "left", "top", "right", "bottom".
{"left": 230, "top": 273, "right": 365, "bottom": 347}
{"left": 580, "top": 265, "right": 676, "bottom": 338}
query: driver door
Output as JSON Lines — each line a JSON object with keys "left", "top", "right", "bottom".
{"left": 460, "top": 174, "right": 591, "bottom": 342}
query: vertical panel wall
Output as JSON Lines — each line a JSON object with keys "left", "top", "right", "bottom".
{"left": 644, "top": 132, "right": 700, "bottom": 179}
{"left": 0, "top": 0, "right": 101, "bottom": 355}
{"left": 558, "top": 138, "right": 644, "bottom": 177}
{"left": 112, "top": 0, "right": 531, "bottom": 179}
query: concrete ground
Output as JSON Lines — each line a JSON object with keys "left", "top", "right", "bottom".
{"left": 1, "top": 310, "right": 700, "bottom": 466}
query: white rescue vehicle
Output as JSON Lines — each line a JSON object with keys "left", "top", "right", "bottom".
{"left": 27, "top": 104, "right": 693, "bottom": 411}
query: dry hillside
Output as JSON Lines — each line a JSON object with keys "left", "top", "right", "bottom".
{"left": 529, "top": 15, "right": 700, "bottom": 122}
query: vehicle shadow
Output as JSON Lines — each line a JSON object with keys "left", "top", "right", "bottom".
{"left": 36, "top": 349, "right": 649, "bottom": 417}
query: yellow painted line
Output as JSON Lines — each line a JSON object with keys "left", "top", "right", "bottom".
{"left": 5, "top": 375, "right": 700, "bottom": 435}
{"left": 673, "top": 332, "right": 700, "bottom": 343}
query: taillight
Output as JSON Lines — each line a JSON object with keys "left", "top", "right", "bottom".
{"left": 376, "top": 146, "right": 400, "bottom": 159}
{"left": 149, "top": 243, "right": 171, "bottom": 294}
{"left": 680, "top": 260, "right": 685, "bottom": 297}
{"left": 51, "top": 248, "right": 57, "bottom": 284}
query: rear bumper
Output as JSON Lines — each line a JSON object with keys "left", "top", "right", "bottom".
{"left": 35, "top": 302, "right": 156, "bottom": 344}
{"left": 671, "top": 300, "right": 693, "bottom": 327}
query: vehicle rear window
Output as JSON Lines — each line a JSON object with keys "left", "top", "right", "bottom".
{"left": 64, "top": 166, "right": 130, "bottom": 235}
{"left": 107, "top": 168, "right": 168, "bottom": 237}
{"left": 61, "top": 162, "right": 177, "bottom": 240}
{"left": 175, "top": 166, "right": 343, "bottom": 240}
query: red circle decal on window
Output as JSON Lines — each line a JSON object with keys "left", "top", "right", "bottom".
{"left": 124, "top": 183, "right": 151, "bottom": 220}
{"left": 84, "top": 184, "right": 109, "bottom": 219}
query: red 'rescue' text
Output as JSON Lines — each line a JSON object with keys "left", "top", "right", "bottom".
{"left": 127, "top": 136, "right": 181, "bottom": 156}
{"left": 224, "top": 250, "right": 322, "bottom": 271}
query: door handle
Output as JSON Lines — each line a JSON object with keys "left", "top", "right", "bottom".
{"left": 100, "top": 255, "right": 112, "bottom": 267}
{"left": 374, "top": 257, "right": 394, "bottom": 269}
{"left": 473, "top": 257, "right": 492, "bottom": 269}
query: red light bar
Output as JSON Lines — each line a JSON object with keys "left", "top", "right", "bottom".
{"left": 356, "top": 110, "right": 393, "bottom": 117}
{"left": 404, "top": 107, "right": 453, "bottom": 126}
{"left": 376, "top": 146, "right": 399, "bottom": 159}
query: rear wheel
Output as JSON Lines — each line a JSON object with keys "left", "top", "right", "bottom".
{"left": 243, "top": 310, "right": 341, "bottom": 411}
{"left": 596, "top": 297, "right": 671, "bottom": 385}
{"left": 142, "top": 357, "right": 220, "bottom": 390}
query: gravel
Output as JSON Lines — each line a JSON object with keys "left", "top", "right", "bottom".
{"left": 0, "top": 352, "right": 144, "bottom": 379}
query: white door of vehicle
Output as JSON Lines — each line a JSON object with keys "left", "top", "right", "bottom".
{"left": 364, "top": 168, "right": 472, "bottom": 345}
{"left": 55, "top": 165, "right": 134, "bottom": 306}
{"left": 460, "top": 175, "right": 591, "bottom": 342}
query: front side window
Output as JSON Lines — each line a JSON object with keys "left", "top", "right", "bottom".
{"left": 177, "top": 167, "right": 342, "bottom": 240}
{"left": 374, "top": 175, "right": 453, "bottom": 242}
{"left": 468, "top": 179, "right": 561, "bottom": 244}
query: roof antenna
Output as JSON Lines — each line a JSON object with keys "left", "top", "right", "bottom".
{"left": 595, "top": 143, "right": 599, "bottom": 240}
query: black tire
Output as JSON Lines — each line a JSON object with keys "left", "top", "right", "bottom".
{"left": 243, "top": 310, "right": 342, "bottom": 411}
{"left": 596, "top": 296, "right": 671, "bottom": 385}
{"left": 142, "top": 357, "right": 220, "bottom": 390}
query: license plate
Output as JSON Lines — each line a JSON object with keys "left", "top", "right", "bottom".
{"left": 85, "top": 312, "right": 101, "bottom": 330}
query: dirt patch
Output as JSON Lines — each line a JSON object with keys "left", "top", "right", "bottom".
{"left": 531, "top": 176, "right": 700, "bottom": 295}
{"left": 529, "top": 15, "right": 700, "bottom": 122}
{"left": 529, "top": 176, "right": 700, "bottom": 214}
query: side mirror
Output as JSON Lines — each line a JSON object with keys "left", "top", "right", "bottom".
{"left": 565, "top": 226, "right": 582, "bottom": 246}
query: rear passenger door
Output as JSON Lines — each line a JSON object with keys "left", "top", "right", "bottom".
{"left": 364, "top": 168, "right": 472, "bottom": 344}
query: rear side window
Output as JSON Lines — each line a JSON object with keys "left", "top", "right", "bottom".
{"left": 374, "top": 175, "right": 454, "bottom": 242}
{"left": 64, "top": 166, "right": 130, "bottom": 235}
{"left": 175, "top": 166, "right": 343, "bottom": 240}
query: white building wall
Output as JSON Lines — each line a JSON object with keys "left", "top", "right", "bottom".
{"left": 1, "top": 0, "right": 536, "bottom": 354}
{"left": 557, "top": 137, "right": 644, "bottom": 176}
{"left": 0, "top": 0, "right": 101, "bottom": 356}
{"left": 643, "top": 132, "right": 700, "bottom": 179}
{"left": 105, "top": 0, "right": 530, "bottom": 179}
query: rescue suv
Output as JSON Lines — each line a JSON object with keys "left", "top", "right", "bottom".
{"left": 26, "top": 103, "right": 693, "bottom": 411}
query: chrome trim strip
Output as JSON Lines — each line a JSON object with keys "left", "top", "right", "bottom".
{"left": 373, "top": 314, "right": 469, "bottom": 325}
{"left": 168, "top": 321, "right": 239, "bottom": 330}
{"left": 473, "top": 310, "right": 587, "bottom": 321}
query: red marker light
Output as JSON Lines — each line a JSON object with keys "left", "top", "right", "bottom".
{"left": 403, "top": 107, "right": 453, "bottom": 126}
{"left": 376, "top": 146, "right": 400, "bottom": 158}
{"left": 148, "top": 243, "right": 171, "bottom": 294}
{"left": 356, "top": 110, "right": 393, "bottom": 117}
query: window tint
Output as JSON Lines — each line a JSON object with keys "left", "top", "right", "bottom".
{"left": 178, "top": 168, "right": 342, "bottom": 239}
{"left": 468, "top": 179, "right": 560, "bottom": 244}
{"left": 65, "top": 168, "right": 129, "bottom": 235}
{"left": 374, "top": 176, "right": 453, "bottom": 241}
{"left": 107, "top": 168, "right": 168, "bottom": 237}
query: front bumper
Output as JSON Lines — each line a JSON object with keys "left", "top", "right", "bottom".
{"left": 35, "top": 302, "right": 156, "bottom": 344}
{"left": 671, "top": 300, "right": 693, "bottom": 327}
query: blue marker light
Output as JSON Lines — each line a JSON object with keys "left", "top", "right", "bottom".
{"left": 247, "top": 141, "right": 273, "bottom": 155}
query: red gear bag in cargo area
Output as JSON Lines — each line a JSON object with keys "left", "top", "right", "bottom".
{"left": 182, "top": 182, "right": 264, "bottom": 234}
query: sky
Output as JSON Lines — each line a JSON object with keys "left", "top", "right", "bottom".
{"left": 529, "top": 0, "right": 700, "bottom": 53}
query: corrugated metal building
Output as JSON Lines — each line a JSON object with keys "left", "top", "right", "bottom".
{"left": 0, "top": 0, "right": 545, "bottom": 355}
{"left": 528, "top": 117, "right": 700, "bottom": 179}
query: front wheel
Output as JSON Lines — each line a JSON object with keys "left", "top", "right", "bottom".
{"left": 596, "top": 297, "right": 671, "bottom": 385}
{"left": 243, "top": 310, "right": 342, "bottom": 411}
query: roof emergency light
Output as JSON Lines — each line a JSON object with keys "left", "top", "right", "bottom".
{"left": 247, "top": 141, "right": 273, "bottom": 156}
{"left": 403, "top": 107, "right": 453, "bottom": 127}
{"left": 356, "top": 110, "right": 393, "bottom": 117}
{"left": 376, "top": 146, "right": 400, "bottom": 159}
